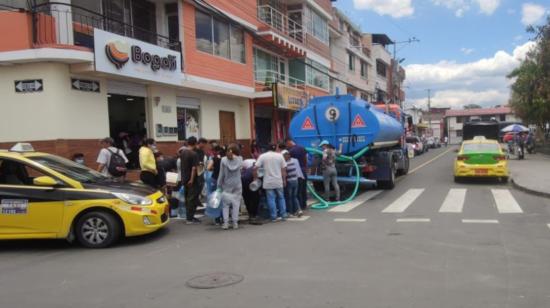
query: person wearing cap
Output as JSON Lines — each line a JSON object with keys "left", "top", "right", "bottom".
{"left": 320, "top": 140, "right": 341, "bottom": 202}
{"left": 96, "top": 137, "right": 128, "bottom": 180}
{"left": 282, "top": 150, "right": 304, "bottom": 217}
{"left": 139, "top": 138, "right": 158, "bottom": 188}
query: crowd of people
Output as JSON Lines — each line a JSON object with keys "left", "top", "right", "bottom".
{"left": 94, "top": 135, "right": 342, "bottom": 229}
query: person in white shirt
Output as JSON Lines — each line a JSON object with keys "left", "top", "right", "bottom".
{"left": 255, "top": 144, "right": 287, "bottom": 222}
{"left": 96, "top": 137, "right": 128, "bottom": 179}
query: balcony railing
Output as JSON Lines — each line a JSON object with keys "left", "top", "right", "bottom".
{"left": 258, "top": 5, "right": 304, "bottom": 43}
{"left": 31, "top": 2, "right": 181, "bottom": 52}
{"left": 255, "top": 69, "right": 305, "bottom": 90}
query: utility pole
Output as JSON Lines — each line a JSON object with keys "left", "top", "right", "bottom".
{"left": 391, "top": 37, "right": 420, "bottom": 110}
{"left": 427, "top": 89, "right": 432, "bottom": 137}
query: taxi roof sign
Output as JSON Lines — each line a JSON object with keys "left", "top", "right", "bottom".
{"left": 10, "top": 143, "right": 35, "bottom": 152}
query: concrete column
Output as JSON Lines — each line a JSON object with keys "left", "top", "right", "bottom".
{"left": 50, "top": 0, "right": 74, "bottom": 45}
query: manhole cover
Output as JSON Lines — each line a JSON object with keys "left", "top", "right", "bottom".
{"left": 186, "top": 272, "right": 244, "bottom": 289}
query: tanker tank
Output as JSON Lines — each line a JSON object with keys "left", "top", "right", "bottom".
{"left": 289, "top": 94, "right": 404, "bottom": 155}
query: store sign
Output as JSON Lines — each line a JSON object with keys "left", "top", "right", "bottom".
{"left": 71, "top": 78, "right": 100, "bottom": 92}
{"left": 272, "top": 83, "right": 308, "bottom": 111}
{"left": 14, "top": 79, "right": 42, "bottom": 93}
{"left": 94, "top": 29, "right": 182, "bottom": 86}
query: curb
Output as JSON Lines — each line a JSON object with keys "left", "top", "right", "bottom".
{"left": 511, "top": 177, "right": 550, "bottom": 199}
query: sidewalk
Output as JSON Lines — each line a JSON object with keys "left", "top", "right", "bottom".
{"left": 509, "top": 153, "right": 550, "bottom": 198}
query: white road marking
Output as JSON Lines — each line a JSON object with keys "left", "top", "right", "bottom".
{"left": 396, "top": 218, "right": 431, "bottom": 223}
{"left": 334, "top": 218, "right": 367, "bottom": 222}
{"left": 407, "top": 147, "right": 455, "bottom": 175}
{"left": 329, "top": 190, "right": 383, "bottom": 213}
{"left": 462, "top": 219, "right": 499, "bottom": 224}
{"left": 491, "top": 189, "right": 523, "bottom": 213}
{"left": 547, "top": 223, "right": 550, "bottom": 230}
{"left": 382, "top": 188, "right": 425, "bottom": 213}
{"left": 287, "top": 216, "right": 311, "bottom": 221}
{"left": 439, "top": 188, "right": 467, "bottom": 213}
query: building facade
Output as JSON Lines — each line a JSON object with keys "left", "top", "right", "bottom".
{"left": 444, "top": 107, "right": 521, "bottom": 144}
{"left": 0, "top": 0, "right": 404, "bottom": 166}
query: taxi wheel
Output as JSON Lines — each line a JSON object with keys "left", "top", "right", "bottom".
{"left": 75, "top": 211, "right": 121, "bottom": 248}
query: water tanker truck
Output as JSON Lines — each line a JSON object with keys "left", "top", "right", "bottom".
{"left": 289, "top": 93, "right": 409, "bottom": 190}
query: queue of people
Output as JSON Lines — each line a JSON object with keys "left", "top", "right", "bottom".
{"left": 95, "top": 135, "right": 341, "bottom": 230}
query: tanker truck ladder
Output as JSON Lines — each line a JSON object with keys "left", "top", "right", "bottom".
{"left": 306, "top": 146, "right": 375, "bottom": 209}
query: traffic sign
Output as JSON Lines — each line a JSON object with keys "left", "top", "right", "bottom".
{"left": 14, "top": 79, "right": 43, "bottom": 93}
{"left": 351, "top": 114, "right": 366, "bottom": 128}
{"left": 71, "top": 78, "right": 100, "bottom": 92}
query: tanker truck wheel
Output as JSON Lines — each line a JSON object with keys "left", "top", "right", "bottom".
{"left": 396, "top": 154, "right": 409, "bottom": 176}
{"left": 379, "top": 159, "right": 396, "bottom": 190}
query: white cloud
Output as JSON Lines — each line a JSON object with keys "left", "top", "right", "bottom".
{"left": 405, "top": 41, "right": 536, "bottom": 109}
{"left": 475, "top": 0, "right": 500, "bottom": 15}
{"left": 460, "top": 47, "right": 475, "bottom": 55}
{"left": 353, "top": 0, "right": 414, "bottom": 18}
{"left": 431, "top": 0, "right": 500, "bottom": 16}
{"left": 521, "top": 3, "right": 547, "bottom": 26}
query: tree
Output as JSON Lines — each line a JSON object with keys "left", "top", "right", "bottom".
{"left": 508, "top": 16, "right": 550, "bottom": 141}
{"left": 463, "top": 104, "right": 482, "bottom": 109}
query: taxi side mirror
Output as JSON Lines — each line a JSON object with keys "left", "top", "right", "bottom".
{"left": 33, "top": 176, "right": 58, "bottom": 187}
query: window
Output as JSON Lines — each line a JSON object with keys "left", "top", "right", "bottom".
{"left": 254, "top": 48, "right": 285, "bottom": 83}
{"left": 306, "top": 7, "right": 329, "bottom": 44}
{"left": 195, "top": 10, "right": 245, "bottom": 63}
{"left": 376, "top": 60, "right": 387, "bottom": 77}
{"left": 456, "top": 130, "right": 463, "bottom": 137}
{"left": 499, "top": 114, "right": 506, "bottom": 121}
{"left": 360, "top": 61, "right": 368, "bottom": 78}
{"left": 456, "top": 116, "right": 463, "bottom": 124}
{"left": 348, "top": 52, "right": 355, "bottom": 71}
{"left": 306, "top": 59, "right": 329, "bottom": 90}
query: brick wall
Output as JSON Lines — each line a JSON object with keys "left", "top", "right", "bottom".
{"left": 183, "top": 3, "right": 255, "bottom": 87}
{"left": 204, "top": 0, "right": 260, "bottom": 28}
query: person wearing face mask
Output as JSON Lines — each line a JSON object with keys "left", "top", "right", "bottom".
{"left": 139, "top": 138, "right": 158, "bottom": 188}
{"left": 217, "top": 144, "right": 243, "bottom": 230}
{"left": 72, "top": 153, "right": 85, "bottom": 165}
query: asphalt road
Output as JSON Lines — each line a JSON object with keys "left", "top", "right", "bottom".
{"left": 1, "top": 146, "right": 550, "bottom": 308}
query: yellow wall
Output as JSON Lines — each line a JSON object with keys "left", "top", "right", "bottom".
{"left": 0, "top": 63, "right": 109, "bottom": 142}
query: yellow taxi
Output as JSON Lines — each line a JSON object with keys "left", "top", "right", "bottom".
{"left": 0, "top": 143, "right": 169, "bottom": 248}
{"left": 454, "top": 138, "right": 509, "bottom": 182}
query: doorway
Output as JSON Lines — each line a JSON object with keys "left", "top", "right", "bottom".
{"left": 107, "top": 94, "right": 146, "bottom": 168}
{"left": 219, "top": 111, "right": 236, "bottom": 146}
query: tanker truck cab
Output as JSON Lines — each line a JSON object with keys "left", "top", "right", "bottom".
{"left": 289, "top": 94, "right": 409, "bottom": 191}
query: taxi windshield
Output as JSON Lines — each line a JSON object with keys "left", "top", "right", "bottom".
{"left": 462, "top": 143, "right": 500, "bottom": 153}
{"left": 27, "top": 155, "right": 108, "bottom": 183}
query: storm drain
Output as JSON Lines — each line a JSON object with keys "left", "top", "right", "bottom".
{"left": 186, "top": 272, "right": 244, "bottom": 289}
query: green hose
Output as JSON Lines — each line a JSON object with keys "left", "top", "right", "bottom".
{"left": 305, "top": 146, "right": 369, "bottom": 209}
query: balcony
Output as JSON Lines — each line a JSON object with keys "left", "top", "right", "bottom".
{"left": 257, "top": 5, "right": 306, "bottom": 57}
{"left": 255, "top": 69, "right": 305, "bottom": 91}
{"left": 30, "top": 2, "right": 181, "bottom": 53}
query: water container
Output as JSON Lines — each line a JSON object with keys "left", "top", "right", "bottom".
{"left": 289, "top": 94, "right": 404, "bottom": 155}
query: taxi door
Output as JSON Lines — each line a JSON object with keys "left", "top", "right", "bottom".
{"left": 0, "top": 159, "right": 65, "bottom": 238}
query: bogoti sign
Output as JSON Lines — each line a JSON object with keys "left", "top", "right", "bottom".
{"left": 272, "top": 83, "right": 308, "bottom": 111}
{"left": 94, "top": 29, "right": 182, "bottom": 86}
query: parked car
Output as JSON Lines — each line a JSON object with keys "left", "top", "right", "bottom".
{"left": 406, "top": 136, "right": 425, "bottom": 155}
{"left": 426, "top": 137, "right": 441, "bottom": 148}
{"left": 0, "top": 143, "right": 170, "bottom": 248}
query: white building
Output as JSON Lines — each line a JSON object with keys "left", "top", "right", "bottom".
{"left": 445, "top": 107, "right": 521, "bottom": 144}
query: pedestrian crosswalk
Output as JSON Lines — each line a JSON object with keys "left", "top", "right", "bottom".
{"left": 331, "top": 187, "right": 527, "bottom": 216}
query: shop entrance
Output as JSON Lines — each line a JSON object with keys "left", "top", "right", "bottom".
{"left": 107, "top": 94, "right": 146, "bottom": 168}
{"left": 219, "top": 111, "right": 236, "bottom": 146}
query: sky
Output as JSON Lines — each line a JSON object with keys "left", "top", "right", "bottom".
{"left": 333, "top": 0, "right": 549, "bottom": 110}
